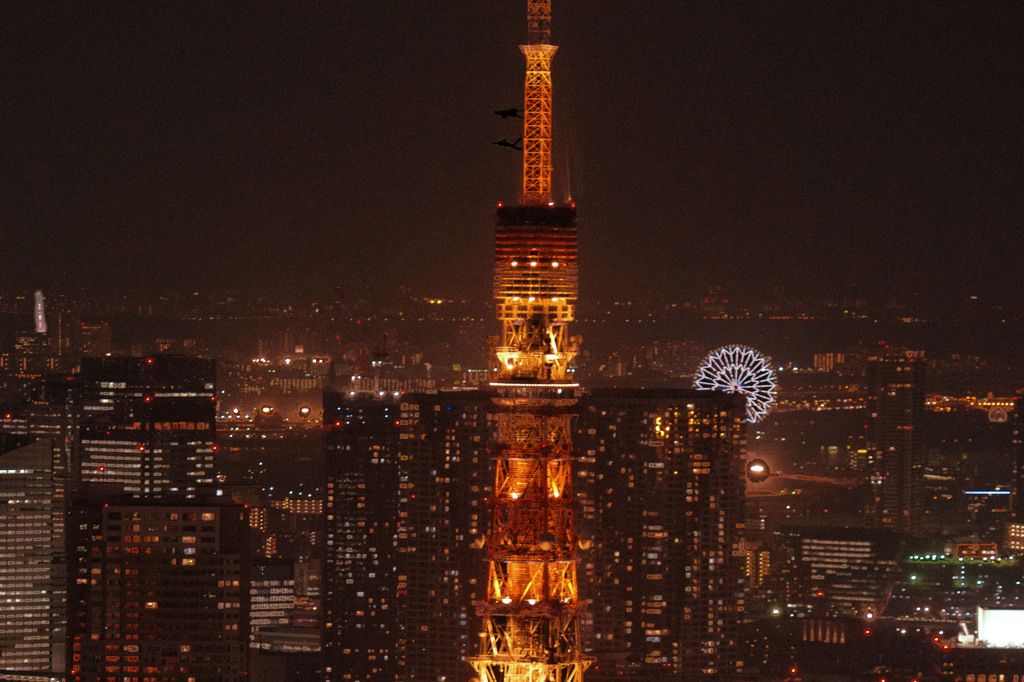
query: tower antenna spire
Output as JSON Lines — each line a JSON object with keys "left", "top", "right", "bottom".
{"left": 520, "top": 0, "right": 556, "bottom": 205}
{"left": 34, "top": 290, "right": 47, "bottom": 334}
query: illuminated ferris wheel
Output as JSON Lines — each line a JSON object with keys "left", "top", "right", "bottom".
{"left": 694, "top": 345, "right": 777, "bottom": 423}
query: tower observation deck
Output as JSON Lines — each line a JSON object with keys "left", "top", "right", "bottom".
{"left": 471, "top": 2, "right": 589, "bottom": 682}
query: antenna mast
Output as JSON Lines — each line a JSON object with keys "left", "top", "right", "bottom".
{"left": 521, "top": 0, "right": 556, "bottom": 205}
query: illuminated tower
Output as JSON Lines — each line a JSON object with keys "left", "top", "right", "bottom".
{"left": 472, "top": 1, "right": 589, "bottom": 681}
{"left": 520, "top": 0, "right": 556, "bottom": 206}
{"left": 34, "top": 289, "right": 48, "bottom": 334}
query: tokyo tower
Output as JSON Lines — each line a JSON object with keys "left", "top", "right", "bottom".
{"left": 471, "top": 1, "right": 589, "bottom": 681}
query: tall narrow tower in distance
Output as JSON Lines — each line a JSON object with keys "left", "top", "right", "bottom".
{"left": 472, "top": 1, "right": 589, "bottom": 681}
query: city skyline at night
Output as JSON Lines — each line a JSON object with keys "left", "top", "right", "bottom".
{"left": 2, "top": 2, "right": 1024, "bottom": 681}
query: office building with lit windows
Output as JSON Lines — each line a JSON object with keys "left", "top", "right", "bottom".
{"left": 61, "top": 356, "right": 243, "bottom": 681}
{"left": 67, "top": 502, "right": 248, "bottom": 682}
{"left": 246, "top": 558, "right": 323, "bottom": 682}
{"left": 75, "top": 356, "right": 217, "bottom": 499}
{"left": 779, "top": 526, "right": 900, "bottom": 617}
{"left": 323, "top": 389, "right": 490, "bottom": 682}
{"left": 1008, "top": 398, "right": 1024, "bottom": 557}
{"left": 0, "top": 439, "right": 65, "bottom": 677}
{"left": 323, "top": 391, "right": 402, "bottom": 681}
{"left": 575, "top": 388, "right": 748, "bottom": 681}
{"left": 250, "top": 561, "right": 298, "bottom": 646}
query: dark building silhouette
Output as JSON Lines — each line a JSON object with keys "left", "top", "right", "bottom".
{"left": 576, "top": 389, "right": 748, "bottom": 680}
{"left": 323, "top": 389, "right": 489, "bottom": 682}
{"left": 67, "top": 502, "right": 249, "bottom": 681}
{"left": 1013, "top": 394, "right": 1024, "bottom": 522}
{"left": 866, "top": 353, "right": 926, "bottom": 533}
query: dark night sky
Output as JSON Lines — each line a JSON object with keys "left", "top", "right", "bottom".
{"left": 2, "top": 2, "right": 1021, "bottom": 308}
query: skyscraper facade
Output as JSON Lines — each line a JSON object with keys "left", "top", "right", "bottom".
{"left": 62, "top": 355, "right": 247, "bottom": 682}
{"left": 779, "top": 526, "right": 900, "bottom": 618}
{"left": 67, "top": 503, "right": 249, "bottom": 681}
{"left": 575, "top": 389, "right": 748, "bottom": 680}
{"left": 0, "top": 439, "right": 65, "bottom": 676}
{"left": 323, "top": 389, "right": 491, "bottom": 682}
{"left": 1008, "top": 395, "right": 1024, "bottom": 556}
{"left": 75, "top": 356, "right": 217, "bottom": 499}
{"left": 866, "top": 353, "right": 925, "bottom": 533}
{"left": 323, "top": 391, "right": 402, "bottom": 681}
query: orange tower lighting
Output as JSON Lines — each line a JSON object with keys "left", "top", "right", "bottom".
{"left": 520, "top": 0, "right": 556, "bottom": 205}
{"left": 471, "top": 1, "right": 589, "bottom": 681}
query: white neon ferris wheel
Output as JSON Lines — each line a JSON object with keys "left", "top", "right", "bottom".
{"left": 694, "top": 345, "right": 777, "bottom": 423}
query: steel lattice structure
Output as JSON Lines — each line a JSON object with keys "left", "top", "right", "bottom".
{"left": 521, "top": 0, "right": 556, "bottom": 206}
{"left": 471, "top": 2, "right": 589, "bottom": 681}
{"left": 694, "top": 345, "right": 778, "bottom": 423}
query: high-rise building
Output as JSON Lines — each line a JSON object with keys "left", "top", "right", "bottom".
{"left": 0, "top": 439, "right": 66, "bottom": 676}
{"left": 250, "top": 497, "right": 323, "bottom": 561}
{"left": 66, "top": 502, "right": 249, "bottom": 681}
{"left": 73, "top": 319, "right": 113, "bottom": 361}
{"left": 61, "top": 356, "right": 247, "bottom": 682}
{"left": 575, "top": 389, "right": 748, "bottom": 680}
{"left": 1007, "top": 396, "right": 1024, "bottom": 556}
{"left": 323, "top": 389, "right": 491, "bottom": 682}
{"left": 866, "top": 353, "right": 925, "bottom": 533}
{"left": 394, "top": 392, "right": 490, "bottom": 680}
{"left": 75, "top": 356, "right": 217, "bottom": 499}
{"left": 1, "top": 373, "right": 81, "bottom": 546}
{"left": 248, "top": 559, "right": 322, "bottom": 681}
{"left": 0, "top": 376, "right": 86, "bottom": 681}
{"left": 5, "top": 332, "right": 58, "bottom": 381}
{"left": 250, "top": 561, "right": 297, "bottom": 646}
{"left": 0, "top": 292, "right": 59, "bottom": 385}
{"left": 1007, "top": 523, "right": 1024, "bottom": 555}
{"left": 323, "top": 391, "right": 402, "bottom": 681}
